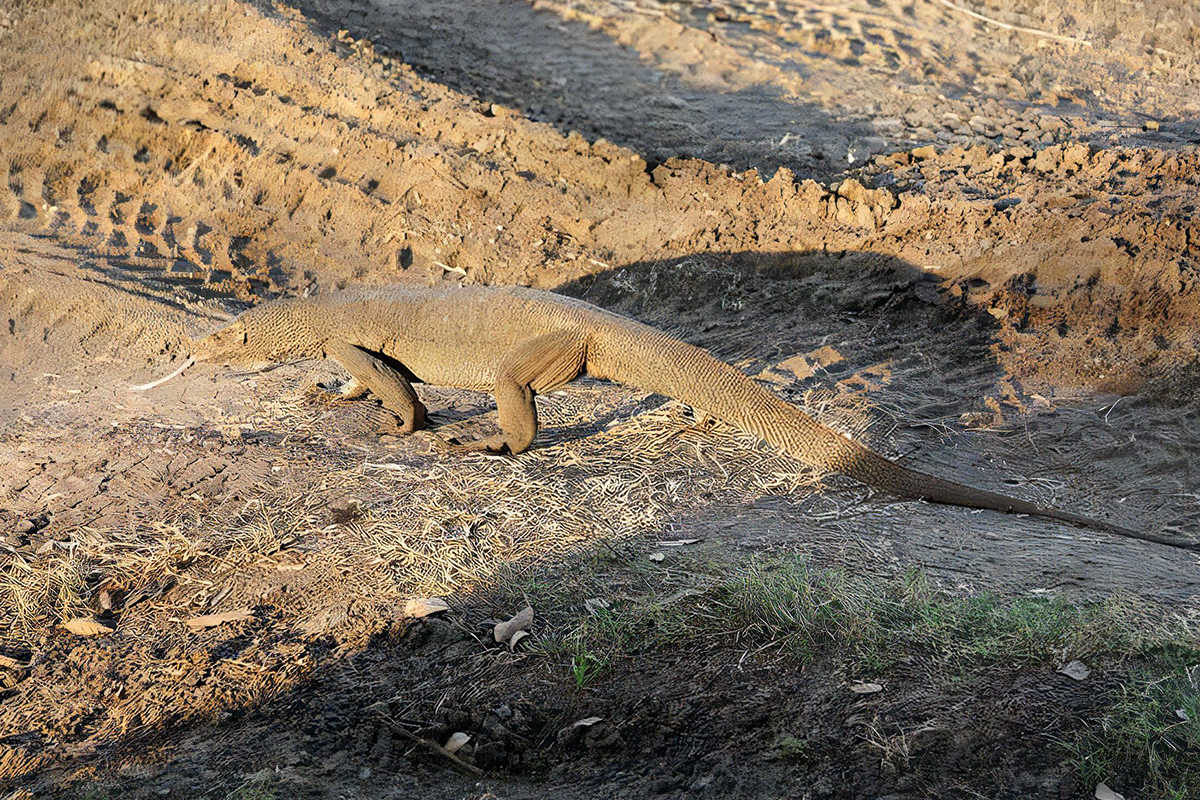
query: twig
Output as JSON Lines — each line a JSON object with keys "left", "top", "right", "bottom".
{"left": 375, "top": 713, "right": 484, "bottom": 776}
{"left": 934, "top": 0, "right": 1091, "bottom": 46}
{"left": 1102, "top": 396, "right": 1123, "bottom": 423}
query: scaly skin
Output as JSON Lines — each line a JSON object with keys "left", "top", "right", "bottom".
{"left": 191, "top": 284, "right": 1198, "bottom": 551}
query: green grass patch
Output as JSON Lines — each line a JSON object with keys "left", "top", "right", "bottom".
{"left": 703, "top": 561, "right": 1150, "bottom": 670}
{"left": 1068, "top": 648, "right": 1200, "bottom": 800}
{"left": 530, "top": 552, "right": 1198, "bottom": 795}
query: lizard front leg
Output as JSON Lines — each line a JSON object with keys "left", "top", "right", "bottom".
{"left": 323, "top": 340, "right": 427, "bottom": 433}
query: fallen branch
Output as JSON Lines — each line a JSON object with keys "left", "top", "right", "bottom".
{"left": 934, "top": 0, "right": 1091, "bottom": 47}
{"left": 375, "top": 713, "right": 484, "bottom": 776}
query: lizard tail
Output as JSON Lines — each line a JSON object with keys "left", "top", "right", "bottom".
{"left": 586, "top": 320, "right": 1200, "bottom": 551}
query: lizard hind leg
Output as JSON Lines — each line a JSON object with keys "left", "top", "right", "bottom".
{"left": 323, "top": 340, "right": 427, "bottom": 433}
{"left": 449, "top": 330, "right": 586, "bottom": 455}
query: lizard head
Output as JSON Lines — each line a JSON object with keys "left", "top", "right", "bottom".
{"left": 134, "top": 299, "right": 328, "bottom": 392}
{"left": 190, "top": 300, "right": 327, "bottom": 365}
{"left": 190, "top": 318, "right": 251, "bottom": 364}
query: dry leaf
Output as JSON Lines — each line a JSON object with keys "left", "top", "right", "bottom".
{"left": 404, "top": 597, "right": 450, "bottom": 618}
{"left": 1058, "top": 660, "right": 1091, "bottom": 681}
{"left": 208, "top": 585, "right": 232, "bottom": 607}
{"left": 573, "top": 716, "right": 603, "bottom": 728}
{"left": 656, "top": 538, "right": 701, "bottom": 547}
{"left": 1095, "top": 783, "right": 1125, "bottom": 800}
{"left": 62, "top": 617, "right": 115, "bottom": 636}
{"left": 775, "top": 354, "right": 816, "bottom": 381}
{"left": 508, "top": 630, "right": 530, "bottom": 651}
{"left": 648, "top": 552, "right": 665, "bottom": 562}
{"left": 444, "top": 732, "right": 471, "bottom": 754}
{"left": 849, "top": 682, "right": 883, "bottom": 694}
{"left": 186, "top": 608, "right": 253, "bottom": 630}
{"left": 493, "top": 606, "right": 533, "bottom": 644}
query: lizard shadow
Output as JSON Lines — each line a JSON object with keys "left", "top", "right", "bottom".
{"left": 532, "top": 248, "right": 1007, "bottom": 451}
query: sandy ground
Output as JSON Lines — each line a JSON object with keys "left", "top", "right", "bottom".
{"left": 1, "top": 0, "right": 1199, "bottom": 797}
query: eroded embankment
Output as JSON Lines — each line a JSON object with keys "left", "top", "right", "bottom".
{"left": 0, "top": 1, "right": 1197, "bottom": 394}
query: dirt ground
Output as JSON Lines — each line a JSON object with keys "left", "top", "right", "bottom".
{"left": 1, "top": 0, "right": 1199, "bottom": 797}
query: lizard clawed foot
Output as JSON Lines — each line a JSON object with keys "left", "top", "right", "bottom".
{"left": 314, "top": 376, "right": 369, "bottom": 400}
{"left": 396, "top": 404, "right": 427, "bottom": 435}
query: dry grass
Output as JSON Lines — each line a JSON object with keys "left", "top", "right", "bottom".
{"left": 0, "top": 353, "right": 886, "bottom": 644}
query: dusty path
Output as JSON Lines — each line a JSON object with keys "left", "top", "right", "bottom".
{"left": 0, "top": 0, "right": 1199, "bottom": 797}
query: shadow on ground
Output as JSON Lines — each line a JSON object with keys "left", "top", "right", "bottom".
{"left": 288, "top": 0, "right": 874, "bottom": 179}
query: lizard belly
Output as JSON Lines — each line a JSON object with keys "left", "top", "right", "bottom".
{"left": 391, "top": 345, "right": 496, "bottom": 390}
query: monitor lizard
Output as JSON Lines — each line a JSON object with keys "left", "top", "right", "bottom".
{"left": 165, "top": 283, "right": 1195, "bottom": 551}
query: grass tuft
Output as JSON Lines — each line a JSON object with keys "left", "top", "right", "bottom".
{"left": 1067, "top": 651, "right": 1200, "bottom": 800}
{"left": 534, "top": 553, "right": 1199, "bottom": 796}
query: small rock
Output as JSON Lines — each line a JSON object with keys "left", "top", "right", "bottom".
{"left": 403, "top": 597, "right": 449, "bottom": 618}
{"left": 1058, "top": 660, "right": 1091, "bottom": 681}
{"left": 858, "top": 136, "right": 889, "bottom": 155}
{"left": 849, "top": 682, "right": 883, "bottom": 694}
{"left": 912, "top": 145, "right": 937, "bottom": 160}
{"left": 1143, "top": 120, "right": 1159, "bottom": 131}
{"left": 358, "top": 767, "right": 371, "bottom": 780}
{"left": 1039, "top": 115, "right": 1066, "bottom": 133}
{"left": 1095, "top": 783, "right": 1125, "bottom": 800}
